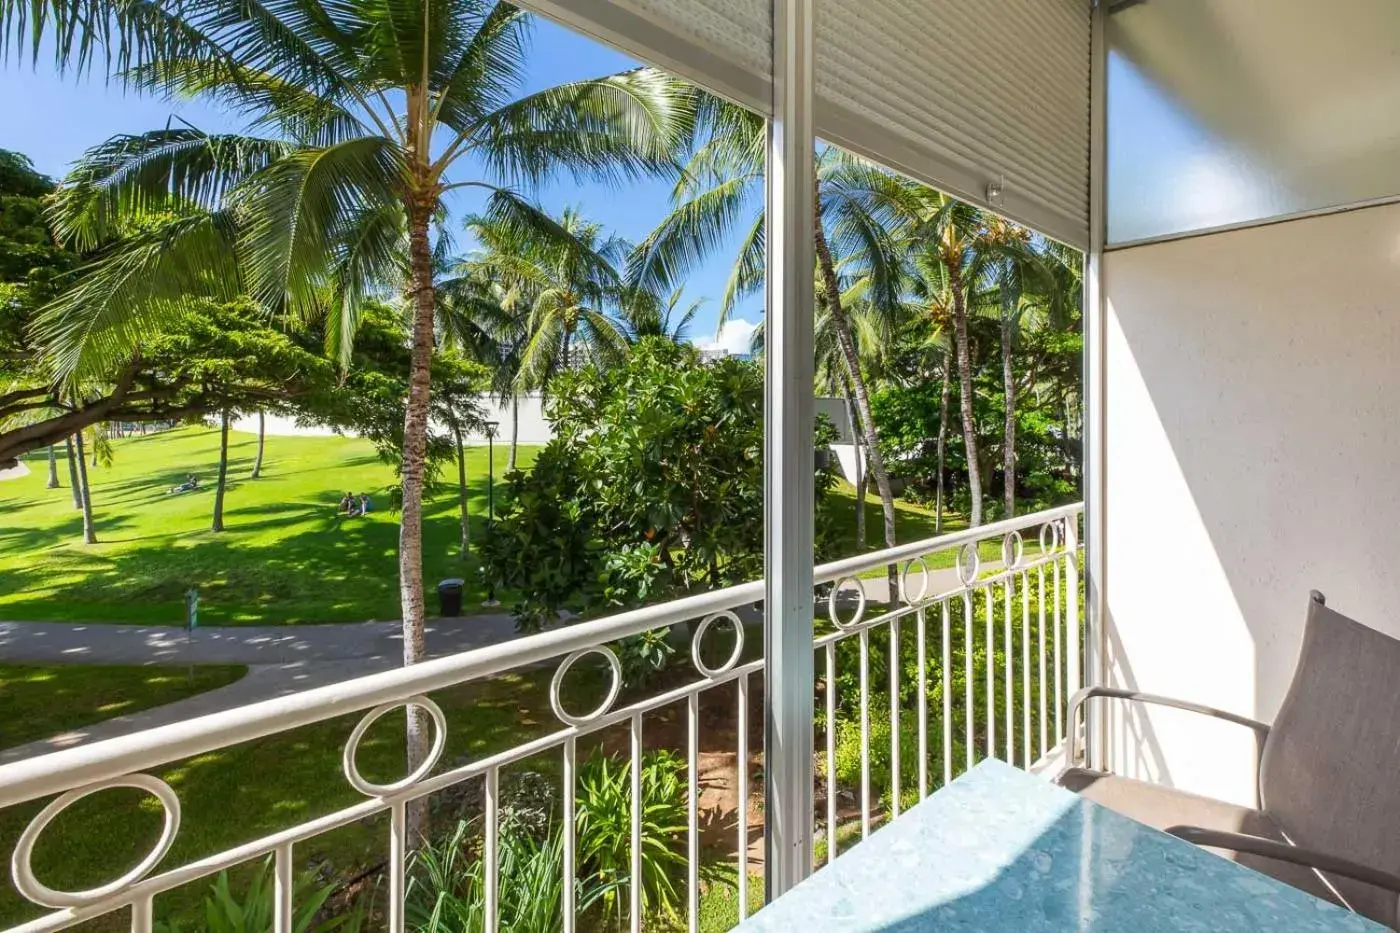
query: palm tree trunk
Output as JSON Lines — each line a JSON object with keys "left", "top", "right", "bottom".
{"left": 936, "top": 347, "right": 952, "bottom": 534}
{"left": 212, "top": 409, "right": 229, "bottom": 532}
{"left": 72, "top": 431, "right": 96, "bottom": 544}
{"left": 814, "top": 178, "right": 898, "bottom": 594}
{"left": 455, "top": 427, "right": 470, "bottom": 559}
{"left": 65, "top": 436, "right": 81, "bottom": 509}
{"left": 948, "top": 258, "right": 984, "bottom": 526}
{"left": 251, "top": 410, "right": 266, "bottom": 479}
{"left": 91, "top": 426, "right": 100, "bottom": 467}
{"left": 841, "top": 382, "right": 865, "bottom": 549}
{"left": 400, "top": 193, "right": 438, "bottom": 838}
{"left": 46, "top": 445, "right": 60, "bottom": 489}
{"left": 506, "top": 394, "right": 519, "bottom": 473}
{"left": 1001, "top": 313, "right": 1016, "bottom": 519}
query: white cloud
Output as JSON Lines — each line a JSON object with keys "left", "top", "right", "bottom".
{"left": 694, "top": 318, "right": 758, "bottom": 356}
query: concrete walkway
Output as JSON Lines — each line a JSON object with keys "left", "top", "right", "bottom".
{"left": 0, "top": 558, "right": 1001, "bottom": 763}
{"left": 0, "top": 614, "right": 532, "bottom": 763}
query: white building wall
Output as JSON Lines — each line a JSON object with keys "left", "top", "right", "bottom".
{"left": 1102, "top": 201, "right": 1400, "bottom": 806}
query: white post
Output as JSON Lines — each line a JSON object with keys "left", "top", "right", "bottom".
{"left": 764, "top": 0, "right": 816, "bottom": 900}
{"left": 1084, "top": 0, "right": 1109, "bottom": 773}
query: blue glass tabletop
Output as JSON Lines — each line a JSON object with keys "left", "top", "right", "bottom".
{"left": 736, "top": 759, "right": 1383, "bottom": 932}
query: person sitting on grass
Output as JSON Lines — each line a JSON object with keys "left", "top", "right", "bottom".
{"left": 358, "top": 493, "right": 371, "bottom": 515}
{"left": 338, "top": 491, "right": 354, "bottom": 514}
{"left": 168, "top": 474, "right": 200, "bottom": 494}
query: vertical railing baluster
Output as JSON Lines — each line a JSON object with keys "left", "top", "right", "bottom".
{"left": 130, "top": 895, "right": 154, "bottom": 933}
{"left": 859, "top": 627, "right": 871, "bottom": 839}
{"left": 389, "top": 800, "right": 407, "bottom": 933}
{"left": 1066, "top": 522, "right": 1082, "bottom": 756}
{"left": 1038, "top": 563, "right": 1048, "bottom": 759}
{"left": 825, "top": 643, "right": 837, "bottom": 864}
{"left": 1022, "top": 571, "right": 1031, "bottom": 768}
{"left": 630, "top": 714, "right": 642, "bottom": 933}
{"left": 485, "top": 768, "right": 500, "bottom": 933}
{"left": 964, "top": 592, "right": 975, "bottom": 772}
{"left": 564, "top": 737, "right": 577, "bottom": 933}
{"left": 916, "top": 607, "right": 928, "bottom": 800}
{"left": 1054, "top": 546, "right": 1063, "bottom": 744}
{"left": 985, "top": 586, "right": 996, "bottom": 759}
{"left": 688, "top": 692, "right": 700, "bottom": 933}
{"left": 942, "top": 599, "right": 952, "bottom": 788}
{"left": 889, "top": 616, "right": 901, "bottom": 819}
{"left": 274, "top": 842, "right": 293, "bottom": 933}
{"left": 1004, "top": 577, "right": 1013, "bottom": 764}
{"left": 738, "top": 672, "right": 752, "bottom": 914}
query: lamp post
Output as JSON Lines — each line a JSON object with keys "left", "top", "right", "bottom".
{"left": 482, "top": 420, "right": 501, "bottom": 607}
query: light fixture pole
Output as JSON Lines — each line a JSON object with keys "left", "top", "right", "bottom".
{"left": 482, "top": 420, "right": 501, "bottom": 607}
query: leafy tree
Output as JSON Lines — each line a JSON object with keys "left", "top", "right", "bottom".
{"left": 630, "top": 103, "right": 906, "bottom": 566}
{"left": 481, "top": 338, "right": 840, "bottom": 626}
{"left": 3, "top": 0, "right": 696, "bottom": 794}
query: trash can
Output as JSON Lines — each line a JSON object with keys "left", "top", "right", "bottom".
{"left": 437, "top": 578, "right": 465, "bottom": 617}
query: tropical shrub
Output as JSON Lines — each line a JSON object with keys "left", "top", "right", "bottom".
{"left": 406, "top": 817, "right": 612, "bottom": 933}
{"left": 154, "top": 858, "right": 366, "bottom": 933}
{"left": 481, "top": 339, "right": 840, "bottom": 625}
{"left": 576, "top": 749, "right": 692, "bottom": 924}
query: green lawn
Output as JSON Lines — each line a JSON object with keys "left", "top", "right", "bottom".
{"left": 825, "top": 483, "right": 1047, "bottom": 576}
{"left": 0, "top": 426, "right": 537, "bottom": 625}
{"left": 0, "top": 664, "right": 247, "bottom": 751}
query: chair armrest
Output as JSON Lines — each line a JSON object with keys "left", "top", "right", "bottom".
{"left": 1165, "top": 825, "right": 1400, "bottom": 896}
{"left": 1067, "top": 686, "right": 1270, "bottom": 766}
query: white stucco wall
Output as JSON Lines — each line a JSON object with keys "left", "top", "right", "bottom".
{"left": 1102, "top": 201, "right": 1400, "bottom": 806}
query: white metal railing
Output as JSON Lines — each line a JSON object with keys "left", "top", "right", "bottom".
{"left": 0, "top": 502, "right": 1083, "bottom": 933}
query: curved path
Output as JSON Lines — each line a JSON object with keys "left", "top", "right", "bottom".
{"left": 0, "top": 614, "right": 532, "bottom": 763}
{"left": 0, "top": 569, "right": 979, "bottom": 764}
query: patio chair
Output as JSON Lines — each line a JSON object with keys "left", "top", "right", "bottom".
{"left": 1058, "top": 591, "right": 1400, "bottom": 928}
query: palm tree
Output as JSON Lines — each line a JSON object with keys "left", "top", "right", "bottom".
{"left": 250, "top": 410, "right": 266, "bottom": 479}
{"left": 9, "top": 0, "right": 694, "bottom": 802}
{"left": 212, "top": 408, "right": 230, "bottom": 532}
{"left": 45, "top": 444, "right": 59, "bottom": 488}
{"left": 631, "top": 101, "right": 906, "bottom": 564}
{"left": 71, "top": 428, "right": 96, "bottom": 544}
{"left": 620, "top": 286, "right": 703, "bottom": 343}
{"left": 462, "top": 206, "right": 630, "bottom": 393}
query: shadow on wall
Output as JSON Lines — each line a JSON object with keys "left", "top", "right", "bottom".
{"left": 1101, "top": 201, "right": 1400, "bottom": 805}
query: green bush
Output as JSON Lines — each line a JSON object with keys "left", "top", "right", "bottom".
{"left": 576, "top": 749, "right": 690, "bottom": 924}
{"left": 406, "top": 817, "right": 613, "bottom": 933}
{"left": 826, "top": 579, "right": 1073, "bottom": 809}
{"left": 154, "top": 858, "right": 366, "bottom": 933}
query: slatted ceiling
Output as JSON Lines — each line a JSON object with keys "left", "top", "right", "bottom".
{"left": 529, "top": 0, "right": 1092, "bottom": 246}
{"left": 815, "top": 0, "right": 1093, "bottom": 247}
{"left": 521, "top": 0, "right": 774, "bottom": 115}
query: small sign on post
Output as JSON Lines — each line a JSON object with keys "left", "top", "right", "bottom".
{"left": 185, "top": 587, "right": 200, "bottom": 631}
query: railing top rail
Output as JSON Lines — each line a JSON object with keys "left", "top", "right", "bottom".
{"left": 0, "top": 502, "right": 1081, "bottom": 809}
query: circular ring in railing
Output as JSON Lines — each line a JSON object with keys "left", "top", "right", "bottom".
{"left": 956, "top": 542, "right": 981, "bottom": 586}
{"left": 549, "top": 646, "right": 623, "bottom": 727}
{"left": 1001, "top": 530, "right": 1025, "bottom": 569}
{"left": 691, "top": 611, "right": 745, "bottom": 678}
{"left": 12, "top": 774, "right": 181, "bottom": 909}
{"left": 342, "top": 695, "right": 448, "bottom": 796}
{"left": 900, "top": 557, "right": 932, "bottom": 604}
{"left": 1039, "top": 521, "right": 1062, "bottom": 554}
{"left": 826, "top": 576, "right": 867, "bottom": 631}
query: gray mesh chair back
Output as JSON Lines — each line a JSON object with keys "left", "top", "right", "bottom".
{"left": 1260, "top": 594, "right": 1400, "bottom": 921}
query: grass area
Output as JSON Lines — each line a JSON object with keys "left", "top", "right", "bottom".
{"left": 0, "top": 664, "right": 570, "bottom": 928}
{"left": 0, "top": 664, "right": 247, "bottom": 750}
{"left": 0, "top": 426, "right": 538, "bottom": 625}
{"left": 825, "top": 482, "right": 1049, "bottom": 577}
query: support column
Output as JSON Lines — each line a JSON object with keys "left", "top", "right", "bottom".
{"left": 1084, "top": 0, "right": 1109, "bottom": 772}
{"left": 764, "top": 0, "right": 816, "bottom": 900}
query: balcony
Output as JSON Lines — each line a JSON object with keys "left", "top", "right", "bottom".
{"left": 0, "top": 505, "right": 1082, "bottom": 931}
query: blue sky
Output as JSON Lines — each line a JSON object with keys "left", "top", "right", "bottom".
{"left": 0, "top": 14, "right": 761, "bottom": 351}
